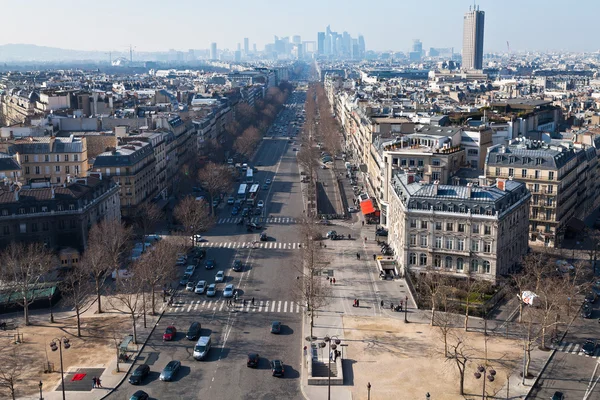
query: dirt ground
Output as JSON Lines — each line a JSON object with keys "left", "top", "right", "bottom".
{"left": 343, "top": 316, "right": 523, "bottom": 400}
{"left": 0, "top": 313, "right": 130, "bottom": 399}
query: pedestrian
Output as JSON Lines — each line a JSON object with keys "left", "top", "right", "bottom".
{"left": 390, "top": 302, "right": 393, "bottom": 310}
{"left": 362, "top": 220, "right": 364, "bottom": 226}
{"left": 380, "top": 300, "right": 384, "bottom": 307}
{"left": 251, "top": 297, "right": 255, "bottom": 305}
{"left": 357, "top": 299, "right": 360, "bottom": 307}
{"left": 364, "top": 237, "right": 367, "bottom": 242}
{"left": 333, "top": 278, "right": 336, "bottom": 284}
{"left": 92, "top": 377, "right": 97, "bottom": 389}
{"left": 356, "top": 252, "right": 360, "bottom": 260}
{"left": 96, "top": 378, "right": 102, "bottom": 388}
{"left": 373, "top": 254, "right": 376, "bottom": 261}
{"left": 399, "top": 301, "right": 403, "bottom": 311}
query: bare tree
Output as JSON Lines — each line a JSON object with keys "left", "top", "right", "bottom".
{"left": 0, "top": 242, "right": 53, "bottom": 325}
{"left": 135, "top": 240, "right": 180, "bottom": 315}
{"left": 233, "top": 126, "right": 261, "bottom": 159}
{"left": 446, "top": 334, "right": 471, "bottom": 396}
{"left": 0, "top": 345, "right": 25, "bottom": 399}
{"left": 462, "top": 273, "right": 487, "bottom": 331}
{"left": 198, "top": 162, "right": 234, "bottom": 214}
{"left": 91, "top": 219, "right": 132, "bottom": 283}
{"left": 434, "top": 311, "right": 459, "bottom": 358}
{"left": 109, "top": 275, "right": 142, "bottom": 344}
{"left": 133, "top": 203, "right": 163, "bottom": 244}
{"left": 420, "top": 269, "right": 447, "bottom": 326}
{"left": 61, "top": 264, "right": 94, "bottom": 337}
{"left": 82, "top": 223, "right": 110, "bottom": 314}
{"left": 173, "top": 196, "right": 215, "bottom": 247}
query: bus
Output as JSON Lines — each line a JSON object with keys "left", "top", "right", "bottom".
{"left": 246, "top": 169, "right": 254, "bottom": 184}
{"left": 247, "top": 184, "right": 260, "bottom": 205}
{"left": 237, "top": 184, "right": 248, "bottom": 200}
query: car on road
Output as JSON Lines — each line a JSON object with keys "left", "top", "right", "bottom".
{"left": 257, "top": 200, "right": 264, "bottom": 208}
{"left": 179, "top": 274, "right": 190, "bottom": 286}
{"left": 260, "top": 232, "right": 268, "bottom": 241}
{"left": 185, "top": 265, "right": 196, "bottom": 275}
{"left": 227, "top": 196, "right": 235, "bottom": 204}
{"left": 186, "top": 321, "right": 202, "bottom": 340}
{"left": 265, "top": 178, "right": 272, "bottom": 185}
{"left": 270, "top": 360, "right": 284, "bottom": 377}
{"left": 206, "top": 284, "right": 216, "bottom": 297}
{"left": 583, "top": 339, "right": 597, "bottom": 356}
{"left": 194, "top": 336, "right": 212, "bottom": 360}
{"left": 231, "top": 207, "right": 239, "bottom": 216}
{"left": 129, "top": 390, "right": 149, "bottom": 400}
{"left": 195, "top": 280, "right": 207, "bottom": 294}
{"left": 242, "top": 208, "right": 250, "bottom": 217}
{"left": 326, "top": 230, "right": 337, "bottom": 239}
{"left": 185, "top": 281, "right": 195, "bottom": 291}
{"left": 215, "top": 270, "right": 225, "bottom": 283}
{"left": 254, "top": 208, "right": 262, "bottom": 215}
{"left": 128, "top": 364, "right": 150, "bottom": 385}
{"left": 248, "top": 222, "right": 263, "bottom": 230}
{"left": 223, "top": 284, "right": 235, "bottom": 298}
{"left": 205, "top": 259, "right": 215, "bottom": 269}
{"left": 348, "top": 206, "right": 358, "bottom": 213}
{"left": 247, "top": 353, "right": 260, "bottom": 368}
{"left": 271, "top": 321, "right": 281, "bottom": 334}
{"left": 551, "top": 392, "right": 564, "bottom": 400}
{"left": 163, "top": 325, "right": 177, "bottom": 341}
{"left": 190, "top": 234, "right": 202, "bottom": 243}
{"left": 262, "top": 183, "right": 269, "bottom": 190}
{"left": 233, "top": 260, "right": 243, "bottom": 272}
{"left": 583, "top": 304, "right": 593, "bottom": 318}
{"left": 159, "top": 360, "right": 181, "bottom": 381}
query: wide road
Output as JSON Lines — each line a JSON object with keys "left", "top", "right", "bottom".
{"left": 114, "top": 91, "right": 307, "bottom": 400}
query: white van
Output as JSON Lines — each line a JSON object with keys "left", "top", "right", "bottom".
{"left": 193, "top": 336, "right": 211, "bottom": 360}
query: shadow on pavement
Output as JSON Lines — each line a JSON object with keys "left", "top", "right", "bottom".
{"left": 341, "top": 359, "right": 355, "bottom": 385}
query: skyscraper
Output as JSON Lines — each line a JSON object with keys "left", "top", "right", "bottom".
{"left": 462, "top": 5, "right": 485, "bottom": 70}
{"left": 210, "top": 43, "right": 217, "bottom": 60}
{"left": 244, "top": 37, "right": 249, "bottom": 55}
{"left": 317, "top": 32, "right": 325, "bottom": 55}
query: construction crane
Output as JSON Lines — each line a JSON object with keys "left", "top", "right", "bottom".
{"left": 506, "top": 41, "right": 510, "bottom": 54}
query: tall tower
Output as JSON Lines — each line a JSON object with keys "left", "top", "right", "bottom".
{"left": 462, "top": 5, "right": 485, "bottom": 70}
{"left": 210, "top": 43, "right": 218, "bottom": 60}
{"left": 244, "top": 37, "right": 249, "bottom": 55}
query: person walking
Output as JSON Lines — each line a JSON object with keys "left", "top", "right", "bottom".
{"left": 390, "top": 302, "right": 394, "bottom": 310}
{"left": 96, "top": 378, "right": 102, "bottom": 388}
{"left": 364, "top": 237, "right": 367, "bottom": 243}
{"left": 92, "top": 377, "right": 97, "bottom": 389}
{"left": 362, "top": 220, "right": 365, "bottom": 226}
{"left": 373, "top": 254, "right": 376, "bottom": 261}
{"left": 380, "top": 300, "right": 384, "bottom": 307}
{"left": 332, "top": 278, "right": 336, "bottom": 284}
{"left": 251, "top": 297, "right": 255, "bottom": 306}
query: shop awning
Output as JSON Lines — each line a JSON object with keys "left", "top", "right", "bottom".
{"left": 360, "top": 199, "right": 376, "bottom": 215}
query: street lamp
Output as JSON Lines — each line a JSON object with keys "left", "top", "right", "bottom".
{"left": 38, "top": 380, "right": 43, "bottom": 400}
{"left": 321, "top": 335, "right": 341, "bottom": 400}
{"left": 367, "top": 382, "right": 371, "bottom": 400}
{"left": 404, "top": 295, "right": 409, "bottom": 323}
{"left": 50, "top": 337, "right": 71, "bottom": 400}
{"left": 426, "top": 393, "right": 431, "bottom": 400}
{"left": 474, "top": 364, "right": 496, "bottom": 399}
{"left": 48, "top": 294, "right": 54, "bottom": 323}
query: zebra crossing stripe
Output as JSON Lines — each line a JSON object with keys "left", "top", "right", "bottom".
{"left": 194, "top": 301, "right": 199, "bottom": 311}
{"left": 277, "top": 301, "right": 282, "bottom": 312}
{"left": 271, "top": 301, "right": 276, "bottom": 312}
{"left": 283, "top": 301, "right": 288, "bottom": 313}
{"left": 187, "top": 303, "right": 193, "bottom": 312}
{"left": 219, "top": 302, "right": 224, "bottom": 311}
{"left": 296, "top": 304, "right": 300, "bottom": 313}
{"left": 259, "top": 301, "right": 264, "bottom": 312}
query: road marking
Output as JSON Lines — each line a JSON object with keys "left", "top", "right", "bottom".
{"left": 219, "top": 302, "right": 224, "bottom": 311}
{"left": 277, "top": 301, "right": 282, "bottom": 312}
{"left": 283, "top": 301, "right": 288, "bottom": 313}
{"left": 202, "top": 300, "right": 207, "bottom": 308}
{"left": 293, "top": 243, "right": 296, "bottom": 249}
{"left": 271, "top": 301, "right": 276, "bottom": 312}
{"left": 187, "top": 303, "right": 193, "bottom": 312}
{"left": 296, "top": 303, "right": 300, "bottom": 313}
{"left": 259, "top": 301, "right": 264, "bottom": 312}
{"left": 194, "top": 301, "right": 199, "bottom": 311}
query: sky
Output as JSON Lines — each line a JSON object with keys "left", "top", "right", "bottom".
{"left": 0, "top": 0, "right": 598, "bottom": 53}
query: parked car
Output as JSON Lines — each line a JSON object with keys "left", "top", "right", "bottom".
{"left": 186, "top": 281, "right": 195, "bottom": 291}
{"left": 262, "top": 183, "right": 269, "bottom": 190}
{"left": 551, "top": 392, "right": 564, "bottom": 400}
{"left": 206, "top": 284, "right": 216, "bottom": 297}
{"left": 179, "top": 274, "right": 190, "bottom": 286}
{"left": 159, "top": 360, "right": 181, "bottom": 381}
{"left": 247, "top": 353, "right": 260, "bottom": 368}
{"left": 586, "top": 292, "right": 598, "bottom": 304}
{"left": 223, "top": 284, "right": 235, "bottom": 298}
{"left": 163, "top": 325, "right": 176, "bottom": 341}
{"left": 260, "top": 232, "right": 268, "bottom": 241}
{"left": 128, "top": 364, "right": 150, "bottom": 385}
{"left": 205, "top": 259, "right": 215, "bottom": 269}
{"left": 186, "top": 321, "right": 202, "bottom": 340}
{"left": 215, "top": 270, "right": 225, "bottom": 283}
{"left": 583, "top": 304, "right": 593, "bottom": 319}
{"left": 195, "top": 280, "right": 207, "bottom": 294}
{"left": 129, "top": 390, "right": 149, "bottom": 400}
{"left": 227, "top": 196, "right": 235, "bottom": 204}
{"left": 232, "top": 260, "right": 243, "bottom": 272}
{"left": 326, "top": 230, "right": 337, "bottom": 239}
{"left": 270, "top": 359, "right": 285, "bottom": 377}
{"left": 231, "top": 208, "right": 240, "bottom": 216}
{"left": 583, "top": 339, "right": 597, "bottom": 356}
{"left": 257, "top": 200, "right": 264, "bottom": 208}
{"left": 271, "top": 321, "right": 281, "bottom": 334}
{"left": 265, "top": 179, "right": 272, "bottom": 185}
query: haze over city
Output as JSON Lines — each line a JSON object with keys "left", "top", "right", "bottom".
{"left": 1, "top": 0, "right": 599, "bottom": 53}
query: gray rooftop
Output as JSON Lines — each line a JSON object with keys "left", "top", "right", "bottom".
{"left": 485, "top": 142, "right": 577, "bottom": 170}
{"left": 9, "top": 136, "right": 85, "bottom": 155}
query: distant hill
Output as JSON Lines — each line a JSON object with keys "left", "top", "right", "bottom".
{"left": 0, "top": 44, "right": 121, "bottom": 62}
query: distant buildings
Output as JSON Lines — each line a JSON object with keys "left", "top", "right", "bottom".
{"left": 210, "top": 43, "right": 218, "bottom": 60}
{"left": 462, "top": 5, "right": 485, "bottom": 71}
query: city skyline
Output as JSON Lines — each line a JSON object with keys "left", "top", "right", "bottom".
{"left": 1, "top": 0, "right": 599, "bottom": 54}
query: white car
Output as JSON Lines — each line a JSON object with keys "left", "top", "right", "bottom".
{"left": 185, "top": 265, "right": 196, "bottom": 276}
{"left": 215, "top": 270, "right": 225, "bottom": 283}
{"left": 223, "top": 284, "right": 235, "bottom": 298}
{"left": 206, "top": 284, "right": 217, "bottom": 297}
{"left": 265, "top": 179, "right": 272, "bottom": 185}
{"left": 191, "top": 234, "right": 202, "bottom": 243}
{"left": 186, "top": 281, "right": 195, "bottom": 291}
{"left": 195, "top": 280, "right": 207, "bottom": 294}
{"left": 257, "top": 200, "right": 264, "bottom": 208}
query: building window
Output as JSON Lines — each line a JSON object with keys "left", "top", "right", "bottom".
{"left": 69, "top": 220, "right": 76, "bottom": 228}
{"left": 521, "top": 169, "right": 527, "bottom": 178}
{"left": 445, "top": 256, "right": 452, "bottom": 269}
{"left": 483, "top": 261, "right": 491, "bottom": 273}
{"left": 547, "top": 185, "right": 553, "bottom": 194}
{"left": 472, "top": 224, "right": 479, "bottom": 234}
{"left": 410, "top": 219, "right": 417, "bottom": 228}
{"left": 44, "top": 155, "right": 49, "bottom": 162}
{"left": 494, "top": 167, "right": 500, "bottom": 176}
{"left": 30, "top": 207, "right": 36, "bottom": 213}
{"left": 55, "top": 166, "right": 60, "bottom": 172}
{"left": 534, "top": 170, "right": 540, "bottom": 179}
{"left": 457, "top": 239, "right": 465, "bottom": 251}
{"left": 419, "top": 253, "right": 427, "bottom": 266}
{"left": 41, "top": 206, "right": 48, "bottom": 212}
{"left": 420, "top": 235, "right": 428, "bottom": 247}
{"left": 435, "top": 237, "right": 442, "bottom": 248}
{"left": 45, "top": 166, "right": 50, "bottom": 174}
{"left": 35, "top": 166, "right": 40, "bottom": 174}
{"left": 484, "top": 225, "right": 491, "bottom": 235}
{"left": 57, "top": 204, "right": 63, "bottom": 211}
{"left": 1, "top": 209, "right": 7, "bottom": 216}
{"left": 74, "top": 165, "right": 79, "bottom": 174}
{"left": 74, "top": 155, "right": 79, "bottom": 162}
{"left": 432, "top": 159, "right": 440, "bottom": 166}
{"left": 548, "top": 171, "right": 554, "bottom": 180}
{"left": 446, "top": 223, "right": 453, "bottom": 231}
{"left": 484, "top": 242, "right": 491, "bottom": 253}
{"left": 42, "top": 222, "right": 49, "bottom": 231}
{"left": 401, "top": 159, "right": 407, "bottom": 166}
{"left": 410, "top": 234, "right": 416, "bottom": 246}
{"left": 457, "top": 258, "right": 464, "bottom": 271}
{"left": 64, "top": 155, "right": 69, "bottom": 162}
{"left": 19, "top": 223, "right": 26, "bottom": 233}
{"left": 116, "top": 168, "right": 121, "bottom": 176}
{"left": 445, "top": 238, "right": 453, "bottom": 250}
{"left": 470, "top": 259, "right": 479, "bottom": 272}
{"left": 105, "top": 168, "right": 110, "bottom": 176}
{"left": 435, "top": 222, "right": 442, "bottom": 231}
{"left": 55, "top": 155, "right": 60, "bottom": 162}
{"left": 468, "top": 149, "right": 478, "bottom": 156}
{"left": 433, "top": 255, "right": 441, "bottom": 268}
{"left": 508, "top": 168, "right": 514, "bottom": 177}
{"left": 25, "top": 167, "right": 30, "bottom": 174}
{"left": 471, "top": 241, "right": 480, "bottom": 252}
{"left": 409, "top": 253, "right": 416, "bottom": 265}
{"left": 65, "top": 166, "right": 70, "bottom": 174}
{"left": 58, "top": 220, "right": 65, "bottom": 229}
{"left": 24, "top": 155, "right": 29, "bottom": 162}
{"left": 18, "top": 208, "right": 25, "bottom": 214}
{"left": 69, "top": 204, "right": 75, "bottom": 210}
{"left": 409, "top": 159, "right": 415, "bottom": 166}
{"left": 3, "top": 226, "right": 9, "bottom": 235}
{"left": 431, "top": 172, "right": 440, "bottom": 181}
{"left": 421, "top": 221, "right": 428, "bottom": 229}
{"left": 31, "top": 223, "right": 38, "bottom": 232}
{"left": 458, "top": 224, "right": 465, "bottom": 232}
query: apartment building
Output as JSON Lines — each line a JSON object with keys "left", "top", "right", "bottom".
{"left": 121, "top": 131, "right": 168, "bottom": 199}
{"left": 0, "top": 175, "right": 120, "bottom": 251}
{"left": 3, "top": 135, "right": 88, "bottom": 184}
{"left": 484, "top": 139, "right": 593, "bottom": 247}
{"left": 92, "top": 141, "right": 156, "bottom": 218}
{"left": 387, "top": 172, "right": 530, "bottom": 282}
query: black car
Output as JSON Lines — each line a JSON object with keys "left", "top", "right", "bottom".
{"left": 197, "top": 249, "right": 206, "bottom": 259}
{"left": 186, "top": 321, "right": 202, "bottom": 340}
{"left": 270, "top": 359, "right": 284, "bottom": 377}
{"left": 233, "top": 260, "right": 243, "bottom": 272}
{"left": 271, "top": 321, "right": 281, "bottom": 334}
{"left": 260, "top": 232, "right": 268, "bottom": 241}
{"left": 205, "top": 259, "right": 215, "bottom": 269}
{"left": 128, "top": 364, "right": 150, "bottom": 385}
{"left": 582, "top": 304, "right": 593, "bottom": 319}
{"left": 586, "top": 292, "right": 598, "bottom": 304}
{"left": 248, "top": 222, "right": 263, "bottom": 230}
{"left": 129, "top": 390, "right": 149, "bottom": 400}
{"left": 551, "top": 392, "right": 564, "bottom": 400}
{"left": 247, "top": 353, "right": 260, "bottom": 368}
{"left": 582, "top": 339, "right": 597, "bottom": 356}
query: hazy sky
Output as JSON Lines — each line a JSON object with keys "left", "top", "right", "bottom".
{"left": 1, "top": 0, "right": 597, "bottom": 53}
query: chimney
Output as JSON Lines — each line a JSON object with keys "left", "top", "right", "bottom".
{"left": 466, "top": 182, "right": 473, "bottom": 198}
{"left": 49, "top": 136, "right": 56, "bottom": 152}
{"left": 407, "top": 172, "right": 415, "bottom": 184}
{"left": 496, "top": 178, "right": 506, "bottom": 191}
{"left": 432, "top": 180, "right": 439, "bottom": 195}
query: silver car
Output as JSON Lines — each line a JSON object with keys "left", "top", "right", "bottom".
{"left": 159, "top": 360, "right": 181, "bottom": 381}
{"left": 195, "top": 280, "right": 207, "bottom": 294}
{"left": 206, "top": 284, "right": 217, "bottom": 297}
{"left": 223, "top": 284, "right": 234, "bottom": 298}
{"left": 215, "top": 270, "right": 225, "bottom": 283}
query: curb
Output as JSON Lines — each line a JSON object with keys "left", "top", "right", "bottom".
{"left": 99, "top": 308, "right": 166, "bottom": 400}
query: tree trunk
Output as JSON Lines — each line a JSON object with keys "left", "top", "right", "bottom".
{"left": 518, "top": 300, "right": 523, "bottom": 323}
{"left": 430, "top": 298, "right": 436, "bottom": 326}
{"left": 444, "top": 336, "right": 448, "bottom": 357}
{"left": 151, "top": 286, "right": 156, "bottom": 315}
{"left": 525, "top": 345, "right": 532, "bottom": 378}
{"left": 131, "top": 313, "right": 138, "bottom": 345}
{"left": 23, "top": 296, "right": 30, "bottom": 326}
{"left": 540, "top": 325, "right": 547, "bottom": 350}
{"left": 459, "top": 369, "right": 465, "bottom": 395}
{"left": 310, "top": 312, "right": 314, "bottom": 337}
{"left": 464, "top": 297, "right": 470, "bottom": 331}
{"left": 142, "top": 291, "right": 147, "bottom": 329}
{"left": 96, "top": 280, "right": 103, "bottom": 314}
{"left": 76, "top": 306, "right": 81, "bottom": 337}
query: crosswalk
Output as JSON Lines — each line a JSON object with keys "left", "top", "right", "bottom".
{"left": 554, "top": 342, "right": 600, "bottom": 358}
{"left": 166, "top": 299, "right": 302, "bottom": 314}
{"left": 196, "top": 241, "right": 304, "bottom": 249}
{"left": 217, "top": 217, "right": 299, "bottom": 225}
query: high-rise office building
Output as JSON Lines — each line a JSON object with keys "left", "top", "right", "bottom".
{"left": 210, "top": 42, "right": 217, "bottom": 60}
{"left": 244, "top": 37, "right": 249, "bottom": 55}
{"left": 317, "top": 32, "right": 325, "bottom": 55}
{"left": 292, "top": 35, "right": 301, "bottom": 45}
{"left": 462, "top": 5, "right": 485, "bottom": 70}
{"left": 358, "top": 35, "right": 366, "bottom": 58}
